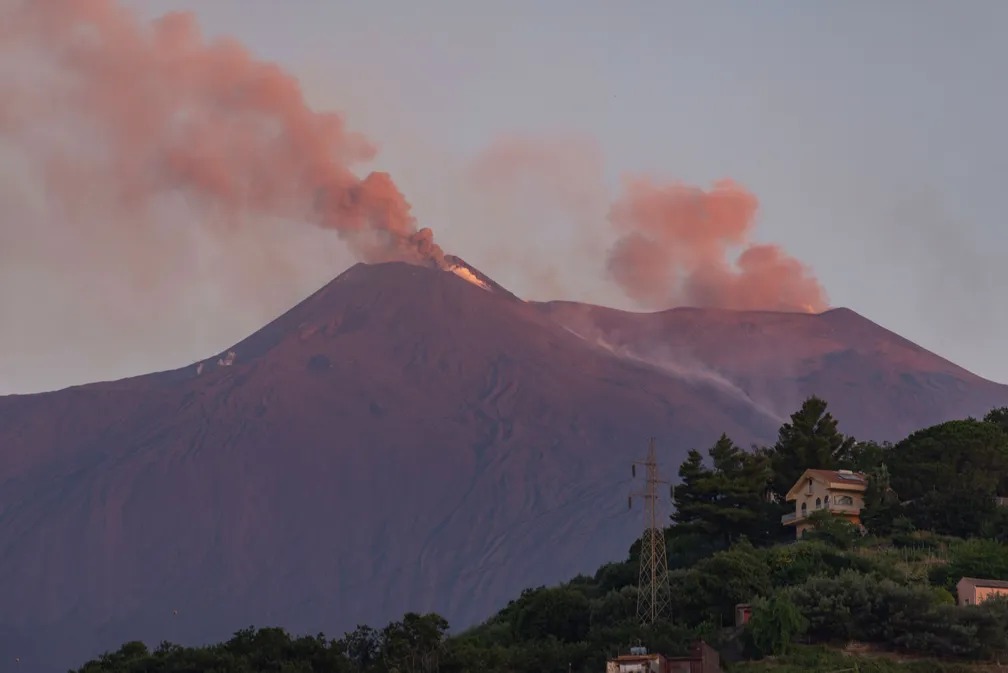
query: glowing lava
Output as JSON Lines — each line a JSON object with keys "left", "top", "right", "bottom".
{"left": 448, "top": 264, "right": 491, "bottom": 291}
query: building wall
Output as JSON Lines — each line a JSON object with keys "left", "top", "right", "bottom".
{"left": 698, "top": 641, "right": 721, "bottom": 673}
{"left": 975, "top": 586, "right": 1008, "bottom": 604}
{"left": 607, "top": 656, "right": 663, "bottom": 673}
{"left": 956, "top": 579, "right": 1008, "bottom": 606}
{"left": 794, "top": 479, "right": 864, "bottom": 517}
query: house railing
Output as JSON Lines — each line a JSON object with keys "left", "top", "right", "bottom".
{"left": 781, "top": 501, "right": 861, "bottom": 524}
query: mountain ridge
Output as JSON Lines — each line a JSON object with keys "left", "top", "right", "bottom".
{"left": 1, "top": 260, "right": 1006, "bottom": 671}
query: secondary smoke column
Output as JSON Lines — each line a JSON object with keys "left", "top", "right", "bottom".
{"left": 607, "top": 178, "right": 828, "bottom": 312}
{"left": 0, "top": 0, "right": 444, "bottom": 267}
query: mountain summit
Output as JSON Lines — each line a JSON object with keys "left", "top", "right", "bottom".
{"left": 1, "top": 260, "right": 1005, "bottom": 671}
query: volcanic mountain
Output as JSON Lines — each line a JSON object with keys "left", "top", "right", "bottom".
{"left": 534, "top": 300, "right": 1008, "bottom": 441}
{"left": 1, "top": 260, "right": 1005, "bottom": 671}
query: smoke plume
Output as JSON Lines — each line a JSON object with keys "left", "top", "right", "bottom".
{"left": 607, "top": 177, "right": 828, "bottom": 312}
{"left": 460, "top": 134, "right": 612, "bottom": 301}
{"left": 0, "top": 0, "right": 829, "bottom": 394}
{"left": 0, "top": 0, "right": 443, "bottom": 267}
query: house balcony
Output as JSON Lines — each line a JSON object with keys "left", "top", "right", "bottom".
{"left": 781, "top": 501, "right": 862, "bottom": 525}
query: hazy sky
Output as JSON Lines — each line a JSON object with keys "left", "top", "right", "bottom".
{"left": 2, "top": 0, "right": 1006, "bottom": 392}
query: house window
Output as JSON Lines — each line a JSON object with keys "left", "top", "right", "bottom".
{"left": 815, "top": 497, "right": 822, "bottom": 509}
{"left": 823, "top": 495, "right": 830, "bottom": 506}
{"left": 837, "top": 496, "right": 854, "bottom": 506}
{"left": 807, "top": 478, "right": 813, "bottom": 495}
{"left": 801, "top": 503, "right": 807, "bottom": 516}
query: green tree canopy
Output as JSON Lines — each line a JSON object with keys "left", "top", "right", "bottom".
{"left": 509, "top": 586, "right": 592, "bottom": 644}
{"left": 984, "top": 406, "right": 1008, "bottom": 435}
{"left": 747, "top": 593, "right": 807, "bottom": 657}
{"left": 885, "top": 419, "right": 1008, "bottom": 537}
{"left": 672, "top": 434, "right": 775, "bottom": 546}
{"left": 768, "top": 396, "right": 856, "bottom": 497}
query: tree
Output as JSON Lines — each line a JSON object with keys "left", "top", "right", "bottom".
{"left": 672, "top": 449, "right": 715, "bottom": 533}
{"left": 679, "top": 540, "right": 772, "bottom": 626}
{"left": 747, "top": 593, "right": 807, "bottom": 657}
{"left": 801, "top": 509, "right": 861, "bottom": 550}
{"left": 984, "top": 406, "right": 1008, "bottom": 435}
{"left": 984, "top": 407, "right": 1008, "bottom": 497}
{"left": 672, "top": 435, "right": 775, "bottom": 546}
{"left": 886, "top": 419, "right": 1008, "bottom": 537}
{"left": 860, "top": 463, "right": 904, "bottom": 536}
{"left": 769, "top": 396, "right": 855, "bottom": 498}
{"left": 509, "top": 586, "right": 591, "bottom": 643}
{"left": 339, "top": 624, "right": 381, "bottom": 671}
{"left": 842, "top": 439, "right": 890, "bottom": 473}
{"left": 929, "top": 538, "right": 1008, "bottom": 589}
{"left": 381, "top": 613, "right": 449, "bottom": 673}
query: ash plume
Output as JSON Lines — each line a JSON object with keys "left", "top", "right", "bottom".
{"left": 460, "top": 135, "right": 829, "bottom": 314}
{"left": 0, "top": 0, "right": 829, "bottom": 394}
{"left": 607, "top": 178, "right": 828, "bottom": 313}
{"left": 0, "top": 0, "right": 444, "bottom": 267}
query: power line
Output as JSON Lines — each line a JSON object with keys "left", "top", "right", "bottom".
{"left": 630, "top": 437, "right": 671, "bottom": 625}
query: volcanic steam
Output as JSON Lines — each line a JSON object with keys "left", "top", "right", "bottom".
{"left": 607, "top": 178, "right": 828, "bottom": 312}
{"left": 0, "top": 0, "right": 444, "bottom": 267}
{"left": 1, "top": 0, "right": 826, "bottom": 323}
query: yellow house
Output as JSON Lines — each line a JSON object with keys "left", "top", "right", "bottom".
{"left": 956, "top": 577, "right": 1008, "bottom": 606}
{"left": 781, "top": 468, "right": 867, "bottom": 539}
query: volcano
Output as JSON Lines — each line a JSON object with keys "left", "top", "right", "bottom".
{"left": 1, "top": 260, "right": 1005, "bottom": 671}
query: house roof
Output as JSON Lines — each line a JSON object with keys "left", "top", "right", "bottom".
{"left": 958, "top": 577, "right": 1008, "bottom": 589}
{"left": 785, "top": 468, "right": 867, "bottom": 501}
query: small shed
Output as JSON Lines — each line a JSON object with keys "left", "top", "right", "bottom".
{"left": 956, "top": 577, "right": 1008, "bottom": 606}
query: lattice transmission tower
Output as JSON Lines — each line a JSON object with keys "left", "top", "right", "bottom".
{"left": 629, "top": 437, "right": 672, "bottom": 625}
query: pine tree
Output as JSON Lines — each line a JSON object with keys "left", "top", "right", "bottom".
{"left": 769, "top": 396, "right": 855, "bottom": 498}
{"left": 673, "top": 435, "right": 774, "bottom": 546}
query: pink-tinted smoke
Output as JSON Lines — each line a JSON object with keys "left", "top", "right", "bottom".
{"left": 607, "top": 177, "right": 829, "bottom": 312}
{"left": 0, "top": 0, "right": 443, "bottom": 266}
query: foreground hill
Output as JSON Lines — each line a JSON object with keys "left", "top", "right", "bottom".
{"left": 1, "top": 260, "right": 1006, "bottom": 670}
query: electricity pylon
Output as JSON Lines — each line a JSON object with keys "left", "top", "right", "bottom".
{"left": 630, "top": 437, "right": 672, "bottom": 625}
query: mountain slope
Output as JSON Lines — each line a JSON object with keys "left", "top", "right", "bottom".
{"left": 0, "top": 261, "right": 777, "bottom": 671}
{"left": 536, "top": 301, "right": 1008, "bottom": 441}
{"left": 2, "top": 261, "right": 1006, "bottom": 671}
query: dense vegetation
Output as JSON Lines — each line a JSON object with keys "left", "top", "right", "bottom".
{"left": 74, "top": 399, "right": 1008, "bottom": 673}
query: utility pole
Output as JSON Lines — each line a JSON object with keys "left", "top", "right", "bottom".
{"left": 630, "top": 437, "right": 672, "bottom": 625}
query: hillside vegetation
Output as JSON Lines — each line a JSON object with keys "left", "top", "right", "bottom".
{"left": 73, "top": 399, "right": 1008, "bottom": 673}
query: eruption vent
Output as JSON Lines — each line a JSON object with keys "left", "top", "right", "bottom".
{"left": 0, "top": 0, "right": 445, "bottom": 267}
{"left": 606, "top": 178, "right": 828, "bottom": 313}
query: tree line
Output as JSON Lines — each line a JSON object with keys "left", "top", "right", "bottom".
{"left": 72, "top": 397, "right": 1008, "bottom": 672}
{"left": 672, "top": 396, "right": 1008, "bottom": 545}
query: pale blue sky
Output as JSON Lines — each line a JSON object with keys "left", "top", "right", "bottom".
{"left": 4, "top": 1, "right": 1005, "bottom": 392}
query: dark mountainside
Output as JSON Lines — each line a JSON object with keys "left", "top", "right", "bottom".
{"left": 537, "top": 300, "right": 1008, "bottom": 441}
{"left": 1, "top": 260, "right": 1006, "bottom": 671}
